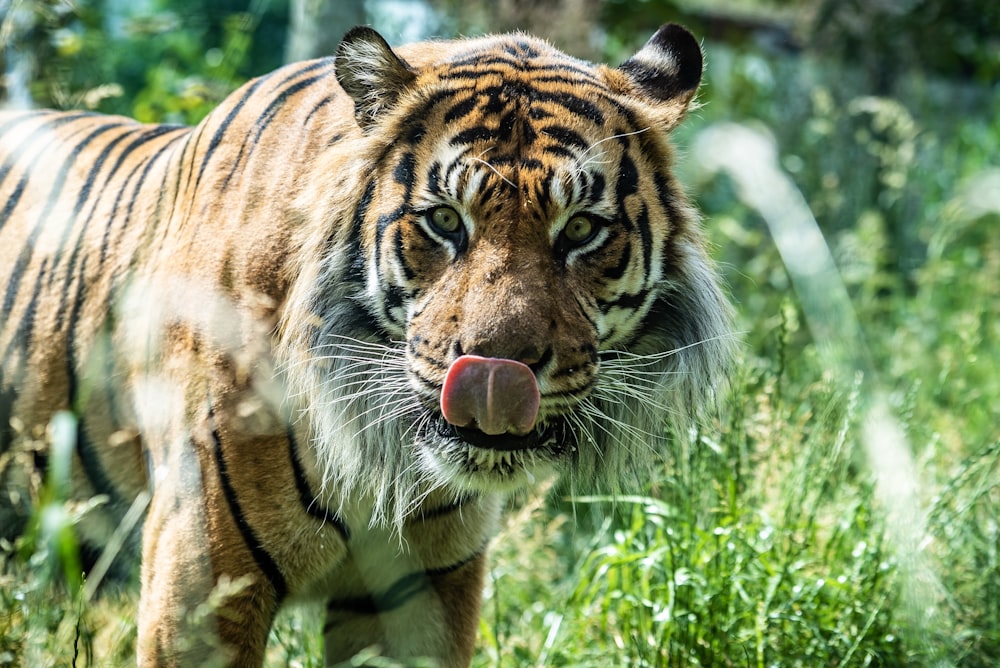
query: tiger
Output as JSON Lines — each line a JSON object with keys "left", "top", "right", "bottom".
{"left": 0, "top": 23, "right": 733, "bottom": 667}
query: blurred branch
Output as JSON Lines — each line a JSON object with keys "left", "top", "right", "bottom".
{"left": 285, "top": 0, "right": 364, "bottom": 63}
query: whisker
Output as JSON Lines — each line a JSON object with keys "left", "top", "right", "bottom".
{"left": 573, "top": 127, "right": 652, "bottom": 174}
{"left": 579, "top": 401, "right": 663, "bottom": 446}
{"left": 598, "top": 332, "right": 738, "bottom": 365}
{"left": 470, "top": 154, "right": 516, "bottom": 190}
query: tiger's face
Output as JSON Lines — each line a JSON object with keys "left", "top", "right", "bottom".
{"left": 372, "top": 108, "right": 675, "bottom": 490}
{"left": 293, "top": 26, "right": 731, "bottom": 506}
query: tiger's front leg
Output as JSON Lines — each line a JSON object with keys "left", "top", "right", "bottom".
{"left": 136, "top": 429, "right": 282, "bottom": 666}
{"left": 322, "top": 546, "right": 489, "bottom": 667}
{"left": 137, "top": 494, "right": 282, "bottom": 666}
{"left": 316, "top": 491, "right": 501, "bottom": 667}
{"left": 131, "top": 378, "right": 349, "bottom": 666}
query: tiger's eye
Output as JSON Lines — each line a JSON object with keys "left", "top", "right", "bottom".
{"left": 430, "top": 206, "right": 461, "bottom": 234}
{"left": 564, "top": 215, "right": 594, "bottom": 243}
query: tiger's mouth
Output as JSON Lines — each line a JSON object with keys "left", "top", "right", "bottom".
{"left": 409, "top": 354, "right": 583, "bottom": 487}
{"left": 418, "top": 414, "right": 576, "bottom": 487}
{"left": 434, "top": 417, "right": 569, "bottom": 452}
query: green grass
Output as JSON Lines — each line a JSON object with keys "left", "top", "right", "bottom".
{"left": 3, "top": 36, "right": 999, "bottom": 668}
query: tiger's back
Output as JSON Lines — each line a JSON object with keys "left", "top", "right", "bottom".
{"left": 0, "top": 58, "right": 353, "bottom": 539}
{"left": 0, "top": 25, "right": 732, "bottom": 667}
{"left": 0, "top": 110, "right": 183, "bottom": 535}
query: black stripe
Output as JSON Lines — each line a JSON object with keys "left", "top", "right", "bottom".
{"left": 51, "top": 127, "right": 134, "bottom": 329}
{"left": 303, "top": 95, "right": 335, "bottom": 128}
{"left": 62, "top": 249, "right": 88, "bottom": 398}
{"left": 74, "top": 416, "right": 127, "bottom": 509}
{"left": 425, "top": 545, "right": 485, "bottom": 578}
{"left": 588, "top": 172, "right": 606, "bottom": 205}
{"left": 532, "top": 173, "right": 554, "bottom": 214}
{"left": 516, "top": 157, "right": 545, "bottom": 171}
{"left": 392, "top": 225, "right": 417, "bottom": 282}
{"left": 443, "top": 94, "right": 479, "bottom": 123}
{"left": 530, "top": 70, "right": 604, "bottom": 85}
{"left": 381, "top": 284, "right": 407, "bottom": 327}
{"left": 193, "top": 77, "right": 267, "bottom": 193}
{"left": 654, "top": 170, "right": 688, "bottom": 280}
{"left": 273, "top": 57, "right": 334, "bottom": 90}
{"left": 504, "top": 39, "right": 542, "bottom": 58}
{"left": 534, "top": 89, "right": 604, "bottom": 124}
{"left": 426, "top": 161, "right": 443, "bottom": 197}
{"left": 97, "top": 130, "right": 187, "bottom": 269}
{"left": 96, "top": 316, "right": 126, "bottom": 435}
{"left": 374, "top": 206, "right": 407, "bottom": 273}
{"left": 541, "top": 144, "right": 577, "bottom": 162}
{"left": 635, "top": 202, "right": 653, "bottom": 280}
{"left": 598, "top": 287, "right": 652, "bottom": 313}
{"left": 408, "top": 344, "right": 449, "bottom": 372}
{"left": 372, "top": 152, "right": 416, "bottom": 275}
{"left": 0, "top": 175, "right": 27, "bottom": 235}
{"left": 542, "top": 125, "right": 589, "bottom": 152}
{"left": 0, "top": 382, "right": 16, "bottom": 453}
{"left": 208, "top": 406, "right": 288, "bottom": 602}
{"left": 343, "top": 179, "right": 376, "bottom": 285}
{"left": 325, "top": 545, "right": 486, "bottom": 620}
{"left": 0, "top": 114, "right": 93, "bottom": 235}
{"left": 443, "top": 57, "right": 598, "bottom": 82}
{"left": 616, "top": 152, "right": 639, "bottom": 204}
{"left": 405, "top": 88, "right": 462, "bottom": 123}
{"left": 326, "top": 572, "right": 426, "bottom": 617}
{"left": 392, "top": 152, "right": 415, "bottom": 187}
{"left": 202, "top": 59, "right": 335, "bottom": 192}
{"left": 287, "top": 424, "right": 349, "bottom": 540}
{"left": 173, "top": 122, "right": 206, "bottom": 227}
{"left": 602, "top": 241, "right": 633, "bottom": 280}
{"left": 450, "top": 126, "right": 494, "bottom": 146}
{"left": 0, "top": 112, "right": 90, "bottom": 192}
{"left": 222, "top": 67, "right": 334, "bottom": 189}
{"left": 0, "top": 109, "right": 57, "bottom": 149}
{"left": 1, "top": 122, "right": 122, "bottom": 322}
{"left": 0, "top": 258, "right": 48, "bottom": 371}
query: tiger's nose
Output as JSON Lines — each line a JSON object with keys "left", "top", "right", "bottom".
{"left": 458, "top": 338, "right": 549, "bottom": 370}
{"left": 464, "top": 343, "right": 542, "bottom": 366}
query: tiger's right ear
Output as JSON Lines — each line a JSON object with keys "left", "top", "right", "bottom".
{"left": 335, "top": 27, "right": 416, "bottom": 129}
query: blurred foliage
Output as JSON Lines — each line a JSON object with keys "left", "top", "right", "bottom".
{"left": 812, "top": 0, "right": 1000, "bottom": 86}
{"left": 1, "top": 0, "right": 289, "bottom": 123}
{"left": 601, "top": 0, "right": 1000, "bottom": 83}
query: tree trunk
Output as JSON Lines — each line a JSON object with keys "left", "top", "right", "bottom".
{"left": 285, "top": 0, "right": 367, "bottom": 63}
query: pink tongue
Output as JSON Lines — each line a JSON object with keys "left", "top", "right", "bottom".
{"left": 440, "top": 355, "right": 540, "bottom": 436}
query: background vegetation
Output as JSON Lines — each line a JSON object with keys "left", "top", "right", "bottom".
{"left": 2, "top": 0, "right": 998, "bottom": 665}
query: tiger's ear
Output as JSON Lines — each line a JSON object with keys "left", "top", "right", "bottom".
{"left": 335, "top": 27, "right": 416, "bottom": 129}
{"left": 616, "top": 24, "right": 703, "bottom": 128}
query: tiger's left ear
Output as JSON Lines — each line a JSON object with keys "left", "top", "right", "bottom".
{"left": 335, "top": 27, "right": 416, "bottom": 129}
{"left": 616, "top": 24, "right": 703, "bottom": 129}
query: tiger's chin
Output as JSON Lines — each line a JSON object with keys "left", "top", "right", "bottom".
{"left": 417, "top": 415, "right": 574, "bottom": 492}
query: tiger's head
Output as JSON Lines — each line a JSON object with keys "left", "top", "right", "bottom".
{"left": 283, "top": 25, "right": 733, "bottom": 520}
